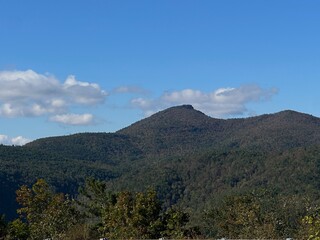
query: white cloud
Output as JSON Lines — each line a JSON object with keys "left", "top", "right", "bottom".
{"left": 11, "top": 136, "right": 31, "bottom": 145}
{"left": 131, "top": 85, "right": 278, "bottom": 118}
{"left": 113, "top": 86, "right": 148, "bottom": 94}
{"left": 50, "top": 113, "right": 94, "bottom": 125}
{"left": 0, "top": 69, "right": 107, "bottom": 125}
{"left": 131, "top": 98, "right": 153, "bottom": 108}
{"left": 63, "top": 75, "right": 107, "bottom": 105}
{"left": 0, "top": 134, "right": 31, "bottom": 146}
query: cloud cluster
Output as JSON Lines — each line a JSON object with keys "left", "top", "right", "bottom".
{"left": 0, "top": 70, "right": 107, "bottom": 125}
{"left": 0, "top": 134, "right": 31, "bottom": 146}
{"left": 49, "top": 113, "right": 94, "bottom": 126}
{"left": 0, "top": 69, "right": 277, "bottom": 126}
{"left": 131, "top": 85, "right": 278, "bottom": 117}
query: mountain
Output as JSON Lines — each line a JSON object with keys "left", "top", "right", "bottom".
{"left": 117, "top": 105, "right": 226, "bottom": 156}
{"left": 1, "top": 105, "right": 320, "bottom": 223}
{"left": 27, "top": 106, "right": 320, "bottom": 155}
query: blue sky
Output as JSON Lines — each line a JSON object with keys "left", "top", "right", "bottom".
{"left": 0, "top": 0, "right": 320, "bottom": 144}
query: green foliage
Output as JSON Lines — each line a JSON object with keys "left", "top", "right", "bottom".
{"left": 63, "top": 224, "right": 97, "bottom": 240}
{"left": 206, "top": 191, "right": 273, "bottom": 238}
{"left": 205, "top": 189, "right": 306, "bottom": 239}
{"left": 5, "top": 219, "right": 29, "bottom": 240}
{"left": 77, "top": 178, "right": 114, "bottom": 220}
{"left": 0, "top": 177, "right": 315, "bottom": 239}
{"left": 16, "top": 179, "right": 81, "bottom": 240}
{"left": 78, "top": 179, "right": 194, "bottom": 239}
{"left": 161, "top": 207, "right": 190, "bottom": 238}
{"left": 302, "top": 206, "right": 320, "bottom": 240}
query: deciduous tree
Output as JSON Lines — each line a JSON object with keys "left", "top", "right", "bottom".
{"left": 16, "top": 179, "right": 80, "bottom": 240}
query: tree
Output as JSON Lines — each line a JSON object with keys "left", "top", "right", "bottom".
{"left": 77, "top": 177, "right": 114, "bottom": 220}
{"left": 15, "top": 179, "right": 81, "bottom": 240}
{"left": 78, "top": 178, "right": 197, "bottom": 239}
{"left": 302, "top": 205, "right": 320, "bottom": 240}
{"left": 100, "top": 190, "right": 162, "bottom": 239}
{"left": 206, "top": 193, "right": 270, "bottom": 239}
{"left": 205, "top": 190, "right": 305, "bottom": 239}
{"left": 161, "top": 207, "right": 190, "bottom": 238}
{"left": 5, "top": 219, "right": 29, "bottom": 240}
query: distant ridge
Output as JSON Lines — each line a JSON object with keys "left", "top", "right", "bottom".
{"left": 26, "top": 106, "right": 320, "bottom": 155}
{"left": 25, "top": 106, "right": 320, "bottom": 154}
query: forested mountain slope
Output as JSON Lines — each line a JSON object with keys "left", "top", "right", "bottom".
{"left": 1, "top": 105, "right": 320, "bottom": 222}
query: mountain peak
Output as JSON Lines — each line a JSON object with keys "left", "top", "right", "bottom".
{"left": 277, "top": 109, "right": 305, "bottom": 115}
{"left": 118, "top": 105, "right": 210, "bottom": 135}
{"left": 175, "top": 104, "right": 194, "bottom": 110}
{"left": 271, "top": 109, "right": 317, "bottom": 121}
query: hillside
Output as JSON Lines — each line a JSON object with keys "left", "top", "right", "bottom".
{"left": 27, "top": 106, "right": 320, "bottom": 155}
{"left": 1, "top": 105, "right": 320, "bottom": 222}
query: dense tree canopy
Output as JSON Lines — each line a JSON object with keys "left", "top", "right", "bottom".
{"left": 2, "top": 179, "right": 197, "bottom": 239}
{"left": 204, "top": 189, "right": 309, "bottom": 239}
{"left": 1, "top": 106, "right": 320, "bottom": 237}
{"left": 0, "top": 179, "right": 319, "bottom": 239}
